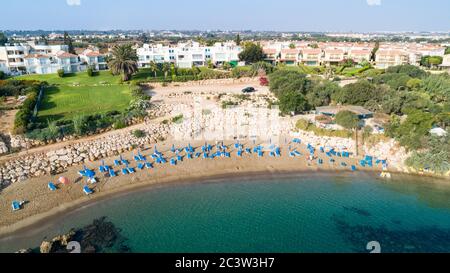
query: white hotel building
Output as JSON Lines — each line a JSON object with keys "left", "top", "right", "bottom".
{"left": 0, "top": 42, "right": 105, "bottom": 75}
{"left": 137, "top": 41, "right": 242, "bottom": 68}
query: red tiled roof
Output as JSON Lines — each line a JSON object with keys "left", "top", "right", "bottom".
{"left": 263, "top": 48, "right": 277, "bottom": 54}
{"left": 57, "top": 52, "right": 78, "bottom": 58}
{"left": 281, "top": 48, "right": 299, "bottom": 54}
{"left": 302, "top": 48, "right": 321, "bottom": 54}
{"left": 324, "top": 49, "right": 344, "bottom": 54}
{"left": 85, "top": 51, "right": 102, "bottom": 57}
{"left": 24, "top": 54, "right": 50, "bottom": 59}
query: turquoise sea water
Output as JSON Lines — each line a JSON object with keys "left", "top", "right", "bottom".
{"left": 1, "top": 172, "right": 450, "bottom": 253}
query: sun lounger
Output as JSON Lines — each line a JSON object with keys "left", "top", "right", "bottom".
{"left": 89, "top": 177, "right": 97, "bottom": 184}
{"left": 109, "top": 169, "right": 116, "bottom": 177}
{"left": 48, "top": 182, "right": 57, "bottom": 191}
{"left": 83, "top": 186, "right": 93, "bottom": 195}
{"left": 12, "top": 201, "right": 23, "bottom": 211}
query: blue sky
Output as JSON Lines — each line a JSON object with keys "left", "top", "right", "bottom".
{"left": 1, "top": 0, "right": 450, "bottom": 32}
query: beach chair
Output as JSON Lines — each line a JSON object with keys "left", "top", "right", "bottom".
{"left": 114, "top": 159, "right": 121, "bottom": 166}
{"left": 351, "top": 165, "right": 357, "bottom": 171}
{"left": 289, "top": 151, "right": 296, "bottom": 157}
{"left": 83, "top": 186, "right": 93, "bottom": 195}
{"left": 360, "top": 160, "right": 366, "bottom": 167}
{"left": 128, "top": 167, "right": 135, "bottom": 174}
{"left": 203, "top": 152, "right": 208, "bottom": 159}
{"left": 187, "top": 153, "right": 193, "bottom": 159}
{"left": 195, "top": 152, "right": 201, "bottom": 158}
{"left": 245, "top": 148, "right": 251, "bottom": 154}
{"left": 11, "top": 201, "right": 22, "bottom": 211}
{"left": 99, "top": 165, "right": 105, "bottom": 172}
{"left": 137, "top": 163, "right": 144, "bottom": 170}
{"left": 170, "top": 158, "right": 177, "bottom": 165}
{"left": 318, "top": 159, "right": 323, "bottom": 165}
{"left": 275, "top": 148, "right": 281, "bottom": 157}
{"left": 88, "top": 177, "right": 97, "bottom": 184}
{"left": 341, "top": 162, "right": 347, "bottom": 167}
{"left": 109, "top": 168, "right": 117, "bottom": 177}
{"left": 237, "top": 150, "right": 243, "bottom": 157}
{"left": 160, "top": 157, "right": 167, "bottom": 164}
{"left": 269, "top": 151, "right": 275, "bottom": 157}
{"left": 121, "top": 168, "right": 129, "bottom": 175}
{"left": 48, "top": 182, "right": 57, "bottom": 191}
{"left": 78, "top": 170, "right": 86, "bottom": 177}
{"left": 258, "top": 151, "right": 263, "bottom": 157}
{"left": 145, "top": 162, "right": 153, "bottom": 169}
{"left": 225, "top": 152, "right": 231, "bottom": 158}
{"left": 320, "top": 147, "right": 325, "bottom": 153}
{"left": 134, "top": 154, "right": 140, "bottom": 161}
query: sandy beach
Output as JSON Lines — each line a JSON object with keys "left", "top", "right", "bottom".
{"left": 0, "top": 137, "right": 388, "bottom": 237}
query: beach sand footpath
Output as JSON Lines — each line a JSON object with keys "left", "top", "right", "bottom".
{"left": 0, "top": 139, "right": 383, "bottom": 236}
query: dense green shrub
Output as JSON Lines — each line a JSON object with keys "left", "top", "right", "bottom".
{"left": 132, "top": 129, "right": 146, "bottom": 138}
{"left": 87, "top": 67, "right": 94, "bottom": 77}
{"left": 57, "top": 69, "right": 65, "bottom": 78}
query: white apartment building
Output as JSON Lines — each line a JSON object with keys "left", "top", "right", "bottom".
{"left": 0, "top": 42, "right": 81, "bottom": 75}
{"left": 0, "top": 43, "right": 31, "bottom": 74}
{"left": 323, "top": 48, "right": 345, "bottom": 66}
{"left": 348, "top": 49, "right": 372, "bottom": 63}
{"left": 24, "top": 51, "right": 83, "bottom": 74}
{"left": 137, "top": 41, "right": 241, "bottom": 69}
{"left": 0, "top": 60, "right": 9, "bottom": 74}
{"left": 375, "top": 50, "right": 409, "bottom": 69}
{"left": 79, "top": 48, "right": 107, "bottom": 71}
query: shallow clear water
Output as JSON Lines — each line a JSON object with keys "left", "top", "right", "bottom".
{"left": 1, "top": 172, "right": 450, "bottom": 253}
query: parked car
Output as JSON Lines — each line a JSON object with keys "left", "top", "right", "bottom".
{"left": 242, "top": 87, "right": 256, "bottom": 93}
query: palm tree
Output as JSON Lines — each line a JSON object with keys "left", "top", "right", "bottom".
{"left": 149, "top": 61, "right": 158, "bottom": 78}
{"left": 162, "top": 62, "right": 171, "bottom": 79}
{"left": 108, "top": 44, "right": 139, "bottom": 81}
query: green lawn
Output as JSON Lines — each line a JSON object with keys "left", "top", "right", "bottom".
{"left": 15, "top": 70, "right": 122, "bottom": 86}
{"left": 37, "top": 85, "right": 132, "bottom": 122}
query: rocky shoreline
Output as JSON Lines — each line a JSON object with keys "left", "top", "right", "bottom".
{"left": 17, "top": 217, "right": 130, "bottom": 253}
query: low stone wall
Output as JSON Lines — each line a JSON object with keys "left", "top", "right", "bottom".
{"left": 0, "top": 122, "right": 170, "bottom": 189}
{"left": 149, "top": 77, "right": 258, "bottom": 88}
